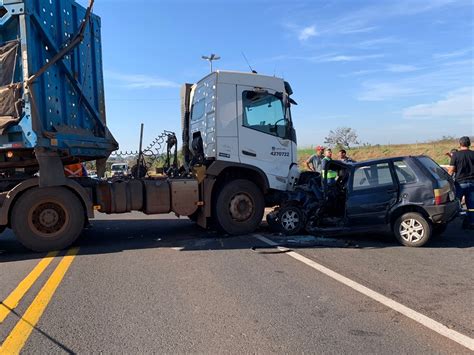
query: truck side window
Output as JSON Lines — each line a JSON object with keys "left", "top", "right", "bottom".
{"left": 191, "top": 98, "right": 205, "bottom": 121}
{"left": 353, "top": 163, "right": 394, "bottom": 191}
{"left": 242, "top": 91, "right": 287, "bottom": 138}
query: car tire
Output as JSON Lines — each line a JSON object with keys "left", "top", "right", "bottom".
{"left": 12, "top": 187, "right": 85, "bottom": 252}
{"left": 278, "top": 205, "right": 306, "bottom": 235}
{"left": 266, "top": 210, "right": 281, "bottom": 232}
{"left": 393, "top": 212, "right": 431, "bottom": 247}
{"left": 214, "top": 179, "right": 264, "bottom": 235}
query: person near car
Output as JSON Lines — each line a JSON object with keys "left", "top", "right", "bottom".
{"left": 446, "top": 148, "right": 458, "bottom": 159}
{"left": 321, "top": 148, "right": 337, "bottom": 185}
{"left": 305, "top": 145, "right": 324, "bottom": 173}
{"left": 338, "top": 149, "right": 355, "bottom": 163}
{"left": 448, "top": 136, "right": 474, "bottom": 229}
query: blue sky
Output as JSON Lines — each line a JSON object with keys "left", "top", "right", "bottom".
{"left": 78, "top": 0, "right": 473, "bottom": 151}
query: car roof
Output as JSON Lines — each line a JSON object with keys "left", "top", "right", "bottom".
{"left": 350, "top": 155, "right": 427, "bottom": 167}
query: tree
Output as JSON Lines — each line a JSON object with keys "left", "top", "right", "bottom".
{"left": 324, "top": 127, "right": 359, "bottom": 149}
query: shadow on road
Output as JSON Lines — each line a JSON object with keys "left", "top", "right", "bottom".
{"left": 0, "top": 217, "right": 472, "bottom": 263}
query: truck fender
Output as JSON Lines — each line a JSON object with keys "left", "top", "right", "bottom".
{"left": 0, "top": 178, "right": 94, "bottom": 226}
{"left": 205, "top": 161, "right": 270, "bottom": 191}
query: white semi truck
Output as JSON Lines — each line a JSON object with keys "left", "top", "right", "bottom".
{"left": 0, "top": 69, "right": 300, "bottom": 251}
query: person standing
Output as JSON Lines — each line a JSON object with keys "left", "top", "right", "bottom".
{"left": 448, "top": 136, "right": 474, "bottom": 229}
{"left": 305, "top": 146, "right": 324, "bottom": 173}
{"left": 321, "top": 148, "right": 337, "bottom": 185}
{"left": 338, "top": 149, "right": 355, "bottom": 163}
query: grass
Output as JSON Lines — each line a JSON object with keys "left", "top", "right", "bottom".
{"left": 298, "top": 138, "right": 461, "bottom": 169}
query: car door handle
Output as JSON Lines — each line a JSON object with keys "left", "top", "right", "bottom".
{"left": 242, "top": 150, "right": 257, "bottom": 157}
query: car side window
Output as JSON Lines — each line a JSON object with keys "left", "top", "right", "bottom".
{"left": 393, "top": 160, "right": 417, "bottom": 184}
{"left": 353, "top": 163, "right": 394, "bottom": 191}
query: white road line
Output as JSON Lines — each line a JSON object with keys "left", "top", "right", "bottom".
{"left": 255, "top": 235, "right": 474, "bottom": 351}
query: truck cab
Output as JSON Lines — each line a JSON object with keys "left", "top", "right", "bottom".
{"left": 183, "top": 71, "right": 299, "bottom": 192}
{"left": 180, "top": 71, "right": 300, "bottom": 235}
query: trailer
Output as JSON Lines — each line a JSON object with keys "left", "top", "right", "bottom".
{"left": 0, "top": 0, "right": 300, "bottom": 251}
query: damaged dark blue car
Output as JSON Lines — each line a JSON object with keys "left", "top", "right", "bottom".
{"left": 268, "top": 156, "right": 460, "bottom": 247}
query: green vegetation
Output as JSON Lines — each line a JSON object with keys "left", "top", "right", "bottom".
{"left": 298, "top": 138, "right": 461, "bottom": 169}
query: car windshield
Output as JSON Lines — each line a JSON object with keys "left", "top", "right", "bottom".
{"left": 112, "top": 165, "right": 126, "bottom": 171}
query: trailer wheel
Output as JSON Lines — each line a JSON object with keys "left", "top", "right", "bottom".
{"left": 12, "top": 187, "right": 85, "bottom": 252}
{"left": 214, "top": 179, "right": 264, "bottom": 235}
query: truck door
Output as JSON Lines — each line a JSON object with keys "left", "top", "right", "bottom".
{"left": 346, "top": 162, "right": 398, "bottom": 226}
{"left": 237, "top": 85, "right": 294, "bottom": 190}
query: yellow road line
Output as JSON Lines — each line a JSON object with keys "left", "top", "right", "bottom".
{"left": 0, "top": 247, "right": 79, "bottom": 355}
{"left": 0, "top": 251, "right": 58, "bottom": 323}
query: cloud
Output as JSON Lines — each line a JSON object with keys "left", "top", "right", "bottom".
{"left": 289, "top": 0, "right": 464, "bottom": 39}
{"left": 298, "top": 25, "right": 318, "bottom": 41}
{"left": 358, "top": 59, "right": 472, "bottom": 101}
{"left": 386, "top": 64, "right": 420, "bottom": 73}
{"left": 339, "top": 26, "right": 377, "bottom": 34}
{"left": 357, "top": 37, "right": 399, "bottom": 48}
{"left": 267, "top": 53, "right": 384, "bottom": 64}
{"left": 403, "top": 87, "right": 473, "bottom": 120}
{"left": 358, "top": 83, "right": 422, "bottom": 101}
{"left": 105, "top": 71, "right": 180, "bottom": 89}
{"left": 323, "top": 54, "right": 384, "bottom": 62}
{"left": 433, "top": 48, "right": 473, "bottom": 60}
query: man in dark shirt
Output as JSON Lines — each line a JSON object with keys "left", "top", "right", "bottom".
{"left": 449, "top": 136, "right": 474, "bottom": 229}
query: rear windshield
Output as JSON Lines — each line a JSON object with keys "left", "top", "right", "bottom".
{"left": 417, "top": 156, "right": 449, "bottom": 181}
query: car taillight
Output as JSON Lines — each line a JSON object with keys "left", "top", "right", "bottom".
{"left": 434, "top": 189, "right": 442, "bottom": 205}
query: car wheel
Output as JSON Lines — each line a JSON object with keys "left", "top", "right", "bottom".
{"left": 278, "top": 205, "right": 305, "bottom": 235}
{"left": 393, "top": 212, "right": 431, "bottom": 247}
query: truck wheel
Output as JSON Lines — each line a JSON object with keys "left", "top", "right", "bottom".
{"left": 12, "top": 187, "right": 85, "bottom": 252}
{"left": 214, "top": 179, "right": 264, "bottom": 235}
{"left": 278, "top": 205, "right": 305, "bottom": 235}
{"left": 393, "top": 212, "right": 431, "bottom": 247}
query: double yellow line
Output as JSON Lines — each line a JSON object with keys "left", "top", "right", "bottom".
{"left": 0, "top": 247, "right": 79, "bottom": 354}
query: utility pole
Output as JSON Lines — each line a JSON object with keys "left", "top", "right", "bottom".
{"left": 201, "top": 53, "right": 221, "bottom": 73}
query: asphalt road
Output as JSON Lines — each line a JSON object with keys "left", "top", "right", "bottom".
{"left": 0, "top": 213, "right": 472, "bottom": 353}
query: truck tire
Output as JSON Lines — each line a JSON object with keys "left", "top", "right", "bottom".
{"left": 12, "top": 187, "right": 85, "bottom": 252}
{"left": 214, "top": 179, "right": 264, "bottom": 235}
{"left": 393, "top": 212, "right": 431, "bottom": 247}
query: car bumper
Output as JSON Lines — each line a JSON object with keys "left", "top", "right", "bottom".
{"left": 425, "top": 200, "right": 460, "bottom": 224}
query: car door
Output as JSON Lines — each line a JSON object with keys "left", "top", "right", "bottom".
{"left": 346, "top": 162, "right": 398, "bottom": 226}
{"left": 237, "top": 85, "right": 294, "bottom": 190}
